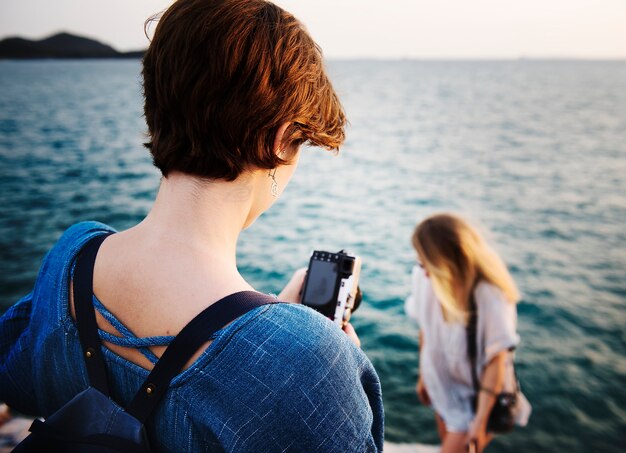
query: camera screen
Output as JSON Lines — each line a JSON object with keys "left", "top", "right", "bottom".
{"left": 303, "top": 259, "right": 338, "bottom": 307}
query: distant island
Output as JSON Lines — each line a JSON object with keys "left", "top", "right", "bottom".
{"left": 0, "top": 32, "right": 145, "bottom": 59}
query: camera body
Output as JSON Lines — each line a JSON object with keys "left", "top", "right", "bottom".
{"left": 300, "top": 250, "right": 362, "bottom": 327}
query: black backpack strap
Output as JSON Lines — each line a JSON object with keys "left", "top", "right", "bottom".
{"left": 467, "top": 284, "right": 480, "bottom": 394}
{"left": 73, "top": 233, "right": 114, "bottom": 395}
{"left": 126, "top": 290, "right": 277, "bottom": 423}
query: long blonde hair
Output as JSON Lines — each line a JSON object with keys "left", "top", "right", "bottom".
{"left": 412, "top": 213, "right": 519, "bottom": 324}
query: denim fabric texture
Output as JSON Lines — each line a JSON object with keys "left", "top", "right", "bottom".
{"left": 0, "top": 222, "right": 384, "bottom": 452}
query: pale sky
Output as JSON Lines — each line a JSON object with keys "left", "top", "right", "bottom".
{"left": 0, "top": 0, "right": 624, "bottom": 58}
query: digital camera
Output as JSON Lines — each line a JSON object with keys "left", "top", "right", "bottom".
{"left": 300, "top": 250, "right": 362, "bottom": 327}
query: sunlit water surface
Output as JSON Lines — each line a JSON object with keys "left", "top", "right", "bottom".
{"left": 1, "top": 60, "right": 625, "bottom": 451}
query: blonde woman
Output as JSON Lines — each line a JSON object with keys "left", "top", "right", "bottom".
{"left": 405, "top": 213, "right": 530, "bottom": 452}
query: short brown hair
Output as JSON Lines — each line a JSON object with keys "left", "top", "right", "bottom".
{"left": 142, "top": 0, "right": 346, "bottom": 181}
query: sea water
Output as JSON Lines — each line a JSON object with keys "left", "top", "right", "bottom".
{"left": 0, "top": 60, "right": 624, "bottom": 451}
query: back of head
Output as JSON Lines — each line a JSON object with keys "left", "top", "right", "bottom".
{"left": 412, "top": 213, "right": 519, "bottom": 324}
{"left": 142, "top": 0, "right": 346, "bottom": 181}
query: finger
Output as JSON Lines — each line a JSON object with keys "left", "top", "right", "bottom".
{"left": 342, "top": 323, "right": 361, "bottom": 348}
{"left": 295, "top": 267, "right": 308, "bottom": 278}
{"left": 278, "top": 268, "right": 309, "bottom": 303}
{"left": 0, "top": 404, "right": 11, "bottom": 428}
{"left": 295, "top": 268, "right": 307, "bottom": 297}
{"left": 464, "top": 438, "right": 475, "bottom": 453}
{"left": 288, "top": 268, "right": 308, "bottom": 303}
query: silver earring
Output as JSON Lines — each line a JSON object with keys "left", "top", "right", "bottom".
{"left": 269, "top": 169, "right": 278, "bottom": 197}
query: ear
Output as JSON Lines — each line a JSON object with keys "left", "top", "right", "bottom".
{"left": 272, "top": 122, "right": 291, "bottom": 158}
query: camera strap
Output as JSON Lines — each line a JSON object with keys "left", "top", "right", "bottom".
{"left": 466, "top": 285, "right": 481, "bottom": 393}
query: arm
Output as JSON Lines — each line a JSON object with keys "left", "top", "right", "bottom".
{"left": 419, "top": 330, "right": 423, "bottom": 354}
{"left": 0, "top": 292, "right": 39, "bottom": 416}
{"left": 467, "top": 284, "right": 519, "bottom": 449}
{"left": 408, "top": 267, "right": 431, "bottom": 406}
{"left": 466, "top": 350, "right": 507, "bottom": 450}
{"left": 475, "top": 350, "right": 506, "bottom": 422}
{"left": 277, "top": 310, "right": 383, "bottom": 451}
{"left": 416, "top": 330, "right": 431, "bottom": 406}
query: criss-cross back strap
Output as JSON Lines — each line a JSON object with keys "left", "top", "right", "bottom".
{"left": 125, "top": 290, "right": 277, "bottom": 423}
{"left": 73, "top": 233, "right": 277, "bottom": 423}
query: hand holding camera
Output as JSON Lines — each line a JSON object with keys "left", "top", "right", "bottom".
{"left": 299, "top": 250, "right": 362, "bottom": 327}
{"left": 279, "top": 249, "right": 363, "bottom": 346}
{"left": 277, "top": 267, "right": 308, "bottom": 303}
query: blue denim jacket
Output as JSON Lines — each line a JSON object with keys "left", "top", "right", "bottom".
{"left": 0, "top": 222, "right": 384, "bottom": 452}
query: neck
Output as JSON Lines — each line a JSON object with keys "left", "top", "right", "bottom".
{"left": 137, "top": 171, "right": 258, "bottom": 268}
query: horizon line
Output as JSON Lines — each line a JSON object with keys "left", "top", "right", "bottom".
{"left": 1, "top": 31, "right": 625, "bottom": 62}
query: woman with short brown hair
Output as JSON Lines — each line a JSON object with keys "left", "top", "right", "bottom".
{"left": 0, "top": 1, "right": 384, "bottom": 451}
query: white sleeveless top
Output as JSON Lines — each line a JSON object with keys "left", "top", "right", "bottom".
{"left": 405, "top": 265, "right": 527, "bottom": 432}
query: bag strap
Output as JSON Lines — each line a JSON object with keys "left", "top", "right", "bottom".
{"left": 74, "top": 232, "right": 115, "bottom": 395}
{"left": 466, "top": 286, "right": 481, "bottom": 394}
{"left": 125, "top": 290, "right": 276, "bottom": 423}
{"left": 74, "top": 233, "right": 277, "bottom": 423}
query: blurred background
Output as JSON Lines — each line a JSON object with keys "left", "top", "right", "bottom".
{"left": 1, "top": 1, "right": 625, "bottom": 451}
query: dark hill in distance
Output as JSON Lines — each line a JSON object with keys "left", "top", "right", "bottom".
{"left": 0, "top": 32, "right": 145, "bottom": 59}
